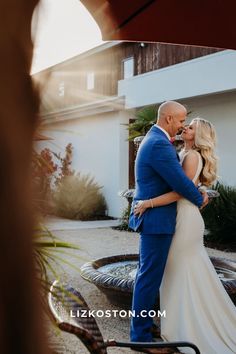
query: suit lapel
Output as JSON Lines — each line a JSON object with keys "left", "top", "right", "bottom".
{"left": 149, "top": 125, "right": 180, "bottom": 161}
{"left": 149, "top": 125, "right": 170, "bottom": 141}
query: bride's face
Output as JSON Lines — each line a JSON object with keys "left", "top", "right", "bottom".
{"left": 181, "top": 122, "right": 196, "bottom": 142}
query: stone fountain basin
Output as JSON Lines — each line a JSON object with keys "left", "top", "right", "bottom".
{"left": 80, "top": 254, "right": 236, "bottom": 309}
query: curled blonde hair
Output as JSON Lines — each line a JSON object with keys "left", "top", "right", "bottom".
{"left": 192, "top": 118, "right": 218, "bottom": 186}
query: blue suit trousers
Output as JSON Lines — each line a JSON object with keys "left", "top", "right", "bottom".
{"left": 130, "top": 233, "right": 173, "bottom": 342}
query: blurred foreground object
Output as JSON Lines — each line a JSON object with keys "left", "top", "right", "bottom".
{"left": 0, "top": 0, "right": 50, "bottom": 353}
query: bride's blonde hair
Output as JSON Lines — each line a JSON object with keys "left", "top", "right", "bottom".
{"left": 192, "top": 118, "right": 218, "bottom": 186}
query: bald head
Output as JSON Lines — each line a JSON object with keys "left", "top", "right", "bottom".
{"left": 157, "top": 101, "right": 187, "bottom": 137}
{"left": 157, "top": 101, "right": 187, "bottom": 121}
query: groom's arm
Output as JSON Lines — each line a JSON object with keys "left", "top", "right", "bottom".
{"left": 150, "top": 140, "right": 203, "bottom": 207}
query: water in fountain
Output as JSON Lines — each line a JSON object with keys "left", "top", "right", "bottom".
{"left": 99, "top": 261, "right": 137, "bottom": 279}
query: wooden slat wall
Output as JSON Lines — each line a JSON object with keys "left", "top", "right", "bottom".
{"left": 36, "top": 42, "right": 221, "bottom": 110}
{"left": 128, "top": 119, "right": 136, "bottom": 188}
{"left": 127, "top": 42, "right": 221, "bottom": 75}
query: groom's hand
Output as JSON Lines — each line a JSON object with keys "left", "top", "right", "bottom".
{"left": 200, "top": 191, "right": 209, "bottom": 209}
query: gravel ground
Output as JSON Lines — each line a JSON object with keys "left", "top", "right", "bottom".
{"left": 46, "top": 225, "right": 236, "bottom": 354}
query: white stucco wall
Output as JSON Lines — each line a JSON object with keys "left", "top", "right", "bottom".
{"left": 38, "top": 110, "right": 131, "bottom": 217}
{"left": 37, "top": 49, "right": 236, "bottom": 220}
{"left": 118, "top": 50, "right": 236, "bottom": 109}
{"left": 118, "top": 49, "right": 236, "bottom": 187}
{"left": 183, "top": 92, "right": 236, "bottom": 187}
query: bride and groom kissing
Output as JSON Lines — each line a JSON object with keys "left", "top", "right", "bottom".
{"left": 129, "top": 101, "right": 236, "bottom": 354}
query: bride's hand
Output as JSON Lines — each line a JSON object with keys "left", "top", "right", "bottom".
{"left": 200, "top": 191, "right": 209, "bottom": 209}
{"left": 134, "top": 200, "right": 149, "bottom": 216}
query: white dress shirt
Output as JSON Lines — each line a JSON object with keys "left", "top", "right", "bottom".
{"left": 155, "top": 124, "right": 171, "bottom": 141}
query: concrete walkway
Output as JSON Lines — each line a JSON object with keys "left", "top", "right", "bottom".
{"left": 45, "top": 216, "right": 121, "bottom": 231}
{"left": 45, "top": 217, "right": 236, "bottom": 354}
{"left": 46, "top": 217, "right": 138, "bottom": 354}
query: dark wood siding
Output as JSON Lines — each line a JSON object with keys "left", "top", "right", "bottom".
{"left": 36, "top": 42, "right": 222, "bottom": 111}
{"left": 63, "top": 42, "right": 221, "bottom": 100}
{"left": 124, "top": 42, "right": 221, "bottom": 75}
{"left": 128, "top": 119, "right": 136, "bottom": 188}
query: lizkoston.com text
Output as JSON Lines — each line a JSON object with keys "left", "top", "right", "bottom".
{"left": 70, "top": 309, "right": 166, "bottom": 318}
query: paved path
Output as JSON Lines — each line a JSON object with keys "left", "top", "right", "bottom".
{"left": 45, "top": 217, "right": 236, "bottom": 354}
{"left": 45, "top": 216, "right": 120, "bottom": 231}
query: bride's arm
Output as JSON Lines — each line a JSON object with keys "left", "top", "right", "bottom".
{"left": 134, "top": 191, "right": 181, "bottom": 216}
{"left": 134, "top": 151, "right": 200, "bottom": 216}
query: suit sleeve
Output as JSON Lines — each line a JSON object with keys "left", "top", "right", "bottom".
{"left": 150, "top": 140, "right": 203, "bottom": 207}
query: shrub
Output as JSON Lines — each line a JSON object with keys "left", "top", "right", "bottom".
{"left": 202, "top": 182, "right": 236, "bottom": 245}
{"left": 113, "top": 204, "right": 134, "bottom": 231}
{"left": 52, "top": 143, "right": 75, "bottom": 185}
{"left": 32, "top": 148, "right": 58, "bottom": 214}
{"left": 53, "top": 174, "right": 107, "bottom": 220}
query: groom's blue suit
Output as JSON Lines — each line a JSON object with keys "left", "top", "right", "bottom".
{"left": 129, "top": 125, "right": 203, "bottom": 342}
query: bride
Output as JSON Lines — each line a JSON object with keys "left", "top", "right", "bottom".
{"left": 134, "top": 118, "right": 236, "bottom": 354}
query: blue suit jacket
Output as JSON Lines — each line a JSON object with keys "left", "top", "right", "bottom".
{"left": 129, "top": 125, "right": 203, "bottom": 234}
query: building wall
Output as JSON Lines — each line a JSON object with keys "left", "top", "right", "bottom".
{"left": 38, "top": 110, "right": 131, "bottom": 217}
{"left": 33, "top": 42, "right": 220, "bottom": 111}
{"left": 184, "top": 92, "right": 236, "bottom": 187}
{"left": 118, "top": 50, "right": 236, "bottom": 109}
{"left": 132, "top": 42, "right": 220, "bottom": 75}
{"left": 34, "top": 46, "right": 233, "bottom": 219}
{"left": 118, "top": 50, "right": 236, "bottom": 186}
{"left": 38, "top": 91, "right": 236, "bottom": 221}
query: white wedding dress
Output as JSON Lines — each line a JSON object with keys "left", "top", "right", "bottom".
{"left": 160, "top": 150, "right": 236, "bottom": 354}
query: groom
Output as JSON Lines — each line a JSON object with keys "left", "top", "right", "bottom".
{"left": 129, "top": 101, "right": 205, "bottom": 353}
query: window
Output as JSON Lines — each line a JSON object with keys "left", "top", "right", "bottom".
{"left": 123, "top": 57, "right": 134, "bottom": 79}
{"left": 58, "top": 81, "right": 65, "bottom": 97}
{"left": 87, "top": 72, "right": 95, "bottom": 90}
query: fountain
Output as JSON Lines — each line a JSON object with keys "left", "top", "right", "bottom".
{"left": 80, "top": 254, "right": 236, "bottom": 309}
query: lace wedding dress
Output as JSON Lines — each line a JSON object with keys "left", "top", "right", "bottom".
{"left": 160, "top": 150, "right": 236, "bottom": 354}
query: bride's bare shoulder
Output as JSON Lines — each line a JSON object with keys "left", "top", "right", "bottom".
{"left": 181, "top": 150, "right": 200, "bottom": 167}
{"left": 181, "top": 149, "right": 200, "bottom": 159}
{"left": 189, "top": 149, "right": 201, "bottom": 158}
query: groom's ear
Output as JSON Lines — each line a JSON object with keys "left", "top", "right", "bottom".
{"left": 166, "top": 115, "right": 173, "bottom": 125}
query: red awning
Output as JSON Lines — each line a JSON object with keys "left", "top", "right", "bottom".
{"left": 81, "top": 0, "right": 236, "bottom": 49}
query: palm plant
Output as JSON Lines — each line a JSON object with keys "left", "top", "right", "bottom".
{"left": 34, "top": 224, "right": 80, "bottom": 293}
{"left": 128, "top": 105, "right": 157, "bottom": 140}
